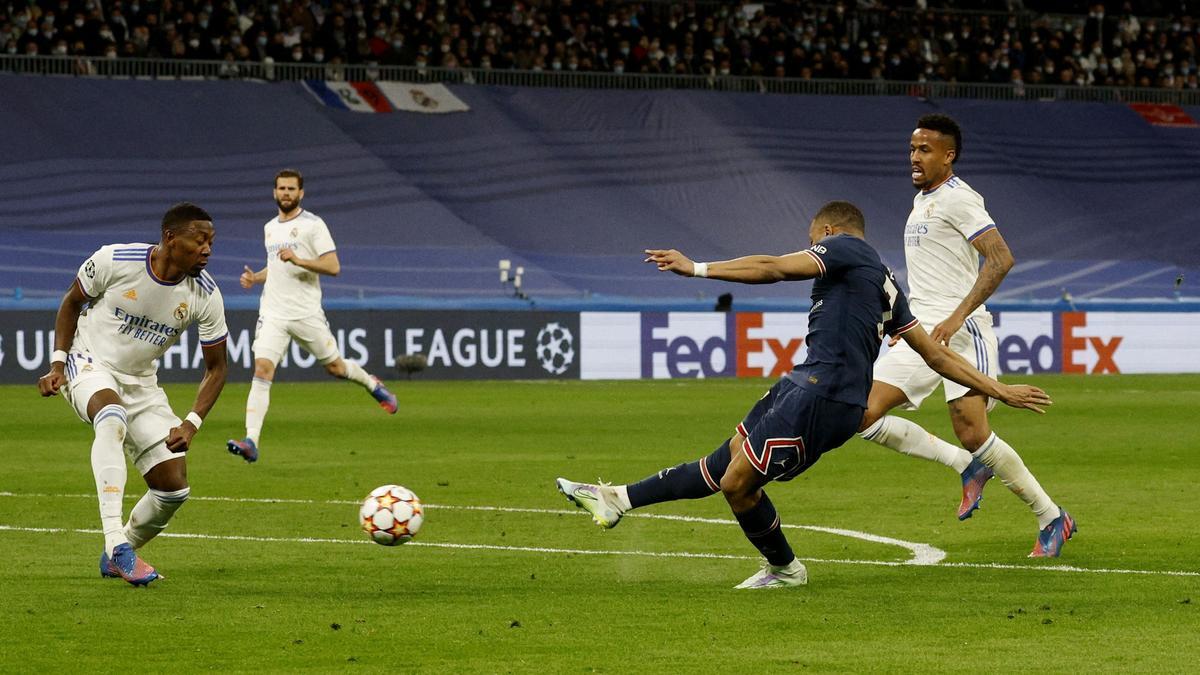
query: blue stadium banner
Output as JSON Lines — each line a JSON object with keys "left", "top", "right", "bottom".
{"left": 0, "top": 310, "right": 579, "bottom": 383}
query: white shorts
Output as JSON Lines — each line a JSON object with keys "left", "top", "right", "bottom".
{"left": 874, "top": 315, "right": 1000, "bottom": 411}
{"left": 62, "top": 351, "right": 185, "bottom": 475}
{"left": 252, "top": 313, "right": 340, "bottom": 366}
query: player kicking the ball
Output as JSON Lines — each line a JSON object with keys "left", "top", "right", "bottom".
{"left": 38, "top": 203, "right": 228, "bottom": 586}
{"left": 227, "top": 169, "right": 396, "bottom": 463}
{"left": 557, "top": 201, "right": 1051, "bottom": 589}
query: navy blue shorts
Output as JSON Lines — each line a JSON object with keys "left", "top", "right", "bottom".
{"left": 735, "top": 378, "right": 864, "bottom": 482}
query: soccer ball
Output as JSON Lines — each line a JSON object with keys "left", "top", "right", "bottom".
{"left": 536, "top": 321, "right": 575, "bottom": 375}
{"left": 360, "top": 485, "right": 423, "bottom": 546}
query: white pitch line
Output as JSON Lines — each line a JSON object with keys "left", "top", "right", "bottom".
{"left": 0, "top": 524, "right": 866, "bottom": 565}
{"left": 0, "top": 491, "right": 939, "bottom": 564}
{"left": 1, "top": 524, "right": 1198, "bottom": 578}
{"left": 4, "top": 492, "right": 1198, "bottom": 577}
{"left": 939, "top": 561, "right": 1200, "bottom": 578}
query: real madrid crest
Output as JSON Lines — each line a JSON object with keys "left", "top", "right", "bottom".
{"left": 290, "top": 227, "right": 298, "bottom": 238}
{"left": 924, "top": 204, "right": 935, "bottom": 219}
{"left": 174, "top": 302, "right": 188, "bottom": 322}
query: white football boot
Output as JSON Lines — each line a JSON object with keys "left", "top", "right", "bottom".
{"left": 556, "top": 477, "right": 626, "bottom": 529}
{"left": 733, "top": 558, "right": 808, "bottom": 589}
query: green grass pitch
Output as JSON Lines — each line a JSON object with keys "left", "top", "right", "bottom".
{"left": 1, "top": 374, "right": 1198, "bottom": 672}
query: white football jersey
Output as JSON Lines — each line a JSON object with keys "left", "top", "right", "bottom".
{"left": 259, "top": 209, "right": 336, "bottom": 321}
{"left": 73, "top": 243, "right": 227, "bottom": 377}
{"left": 903, "top": 175, "right": 997, "bottom": 324}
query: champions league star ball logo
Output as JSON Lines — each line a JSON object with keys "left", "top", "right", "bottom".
{"left": 84, "top": 259, "right": 96, "bottom": 279}
{"left": 536, "top": 322, "right": 575, "bottom": 375}
{"left": 174, "top": 302, "right": 189, "bottom": 322}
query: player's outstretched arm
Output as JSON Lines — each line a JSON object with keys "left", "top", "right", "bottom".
{"left": 37, "top": 281, "right": 89, "bottom": 397}
{"left": 166, "top": 340, "right": 228, "bottom": 452}
{"left": 900, "top": 324, "right": 1051, "bottom": 413}
{"left": 644, "top": 249, "right": 821, "bottom": 284}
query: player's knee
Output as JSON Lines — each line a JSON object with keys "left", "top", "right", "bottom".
{"left": 145, "top": 457, "right": 189, "bottom": 492}
{"left": 858, "top": 407, "right": 883, "bottom": 432}
{"left": 324, "top": 359, "right": 345, "bottom": 377}
{"left": 253, "top": 359, "right": 276, "bottom": 380}
{"left": 954, "top": 426, "right": 991, "bottom": 452}
{"left": 719, "top": 471, "right": 755, "bottom": 508}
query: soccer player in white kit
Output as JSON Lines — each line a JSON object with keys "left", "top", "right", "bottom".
{"left": 37, "top": 203, "right": 229, "bottom": 586}
{"left": 227, "top": 169, "right": 396, "bottom": 463}
{"left": 857, "top": 115, "right": 1075, "bottom": 557}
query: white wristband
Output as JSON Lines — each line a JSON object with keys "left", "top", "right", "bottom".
{"left": 51, "top": 349, "right": 68, "bottom": 365}
{"left": 184, "top": 412, "right": 203, "bottom": 430}
{"left": 692, "top": 262, "right": 709, "bottom": 278}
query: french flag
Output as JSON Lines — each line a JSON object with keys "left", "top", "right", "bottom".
{"left": 304, "top": 80, "right": 394, "bottom": 113}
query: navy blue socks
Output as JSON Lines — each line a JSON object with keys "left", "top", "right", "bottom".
{"left": 626, "top": 439, "right": 732, "bottom": 509}
{"left": 733, "top": 491, "right": 795, "bottom": 566}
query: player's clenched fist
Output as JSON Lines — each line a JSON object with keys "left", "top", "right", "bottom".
{"left": 644, "top": 248, "right": 696, "bottom": 276}
{"left": 37, "top": 368, "right": 66, "bottom": 396}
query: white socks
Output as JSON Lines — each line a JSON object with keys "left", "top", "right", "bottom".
{"left": 92, "top": 404, "right": 129, "bottom": 556}
{"left": 341, "top": 359, "right": 375, "bottom": 389}
{"left": 614, "top": 485, "right": 633, "bottom": 511}
{"left": 245, "top": 376, "right": 271, "bottom": 445}
{"left": 124, "top": 487, "right": 190, "bottom": 549}
{"left": 860, "top": 416, "right": 974, "bottom": 474}
{"left": 973, "top": 433, "right": 1059, "bottom": 529}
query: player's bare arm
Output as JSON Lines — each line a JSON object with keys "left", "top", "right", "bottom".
{"left": 278, "top": 249, "right": 340, "bottom": 276}
{"left": 37, "top": 280, "right": 90, "bottom": 397}
{"left": 165, "top": 340, "right": 228, "bottom": 452}
{"left": 901, "top": 323, "right": 1051, "bottom": 413}
{"left": 931, "top": 228, "right": 1014, "bottom": 344}
{"left": 644, "top": 248, "right": 821, "bottom": 283}
{"left": 240, "top": 265, "right": 267, "bottom": 288}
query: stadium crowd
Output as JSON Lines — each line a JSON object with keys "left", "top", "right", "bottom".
{"left": 2, "top": 0, "right": 1198, "bottom": 89}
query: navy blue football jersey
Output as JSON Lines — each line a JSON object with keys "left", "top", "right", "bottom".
{"left": 785, "top": 233, "right": 919, "bottom": 408}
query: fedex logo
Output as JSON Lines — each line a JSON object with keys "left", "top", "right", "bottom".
{"left": 997, "top": 311, "right": 1123, "bottom": 374}
{"left": 736, "top": 313, "right": 809, "bottom": 377}
{"left": 641, "top": 313, "right": 735, "bottom": 378}
{"left": 640, "top": 312, "right": 810, "bottom": 379}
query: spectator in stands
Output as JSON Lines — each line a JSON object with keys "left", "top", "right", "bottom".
{"left": 1, "top": 0, "right": 1197, "bottom": 92}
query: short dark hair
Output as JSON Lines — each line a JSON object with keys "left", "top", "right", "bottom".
{"left": 161, "top": 202, "right": 212, "bottom": 235}
{"left": 814, "top": 200, "right": 866, "bottom": 234}
{"left": 275, "top": 168, "right": 303, "bottom": 189}
{"left": 916, "top": 114, "right": 963, "bottom": 163}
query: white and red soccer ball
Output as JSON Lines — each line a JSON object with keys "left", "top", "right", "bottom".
{"left": 360, "top": 485, "right": 423, "bottom": 546}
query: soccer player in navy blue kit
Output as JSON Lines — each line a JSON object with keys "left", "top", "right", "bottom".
{"left": 557, "top": 201, "right": 1052, "bottom": 589}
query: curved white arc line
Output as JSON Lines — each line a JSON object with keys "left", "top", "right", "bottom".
{"left": 608, "top": 512, "right": 945, "bottom": 565}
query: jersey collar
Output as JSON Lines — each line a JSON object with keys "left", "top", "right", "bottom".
{"left": 921, "top": 173, "right": 955, "bottom": 195}
{"left": 145, "top": 245, "right": 184, "bottom": 286}
{"left": 278, "top": 208, "right": 305, "bottom": 224}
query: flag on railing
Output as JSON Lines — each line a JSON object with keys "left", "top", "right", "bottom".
{"left": 304, "top": 80, "right": 470, "bottom": 114}
{"left": 1128, "top": 103, "right": 1197, "bottom": 128}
